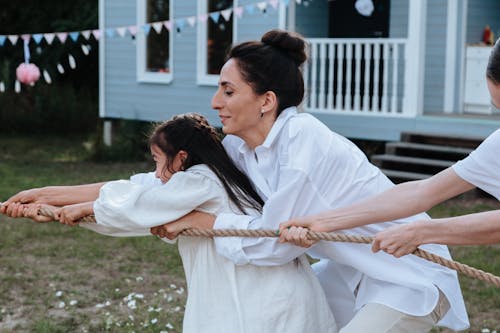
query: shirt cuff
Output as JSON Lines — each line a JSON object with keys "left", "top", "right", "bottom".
{"left": 213, "top": 213, "right": 256, "bottom": 265}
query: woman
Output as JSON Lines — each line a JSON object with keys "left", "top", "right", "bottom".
{"left": 153, "top": 30, "right": 469, "bottom": 332}
{"left": 280, "top": 38, "right": 500, "bottom": 258}
{"left": 2, "top": 114, "right": 337, "bottom": 333}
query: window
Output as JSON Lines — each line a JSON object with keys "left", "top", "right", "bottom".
{"left": 137, "top": 0, "right": 173, "bottom": 83}
{"left": 197, "top": 0, "right": 236, "bottom": 85}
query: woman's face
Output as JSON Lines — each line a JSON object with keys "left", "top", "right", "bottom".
{"left": 151, "top": 144, "right": 183, "bottom": 184}
{"left": 211, "top": 59, "right": 266, "bottom": 137}
{"left": 487, "top": 78, "right": 500, "bottom": 110}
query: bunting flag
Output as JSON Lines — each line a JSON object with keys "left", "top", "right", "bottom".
{"left": 0, "top": 0, "right": 311, "bottom": 92}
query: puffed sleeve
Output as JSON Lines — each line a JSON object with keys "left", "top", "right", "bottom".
{"left": 80, "top": 169, "right": 224, "bottom": 237}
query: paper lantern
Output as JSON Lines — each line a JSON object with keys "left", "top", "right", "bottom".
{"left": 16, "top": 63, "right": 41, "bottom": 85}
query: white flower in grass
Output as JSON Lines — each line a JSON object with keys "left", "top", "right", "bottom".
{"left": 176, "top": 287, "right": 185, "bottom": 295}
{"left": 135, "top": 293, "right": 144, "bottom": 299}
{"left": 155, "top": 307, "right": 162, "bottom": 312}
{"left": 174, "top": 306, "right": 181, "bottom": 312}
{"left": 166, "top": 295, "right": 173, "bottom": 302}
{"left": 69, "top": 300, "right": 78, "bottom": 306}
{"left": 151, "top": 318, "right": 158, "bottom": 325}
{"left": 158, "top": 289, "right": 165, "bottom": 293}
{"left": 166, "top": 322, "right": 174, "bottom": 329}
{"left": 148, "top": 306, "right": 155, "bottom": 312}
{"left": 55, "top": 291, "right": 63, "bottom": 297}
{"left": 128, "top": 315, "right": 134, "bottom": 322}
{"left": 169, "top": 284, "right": 176, "bottom": 289}
{"left": 1, "top": 308, "right": 6, "bottom": 314}
{"left": 115, "top": 288, "right": 120, "bottom": 293}
{"left": 49, "top": 283, "right": 55, "bottom": 288}
{"left": 127, "top": 299, "right": 137, "bottom": 310}
{"left": 160, "top": 331, "right": 169, "bottom": 333}
{"left": 136, "top": 276, "right": 143, "bottom": 282}
{"left": 57, "top": 301, "right": 65, "bottom": 308}
{"left": 482, "top": 329, "right": 490, "bottom": 333}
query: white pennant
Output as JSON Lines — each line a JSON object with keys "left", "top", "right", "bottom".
{"left": 257, "top": 2, "right": 268, "bottom": 11}
{"left": 116, "top": 27, "right": 127, "bottom": 37}
{"left": 0, "top": 82, "right": 4, "bottom": 92}
{"left": 296, "top": 0, "right": 302, "bottom": 4}
{"left": 57, "top": 63, "right": 65, "bottom": 74}
{"left": 8, "top": 35, "right": 18, "bottom": 45}
{"left": 187, "top": 16, "right": 196, "bottom": 27}
{"left": 68, "top": 55, "right": 76, "bottom": 69}
{"left": 43, "top": 70, "right": 52, "bottom": 84}
{"left": 15, "top": 80, "right": 21, "bottom": 93}
{"left": 44, "top": 33, "right": 56, "bottom": 45}
{"left": 81, "top": 44, "right": 90, "bottom": 55}
{"left": 81, "top": 30, "right": 92, "bottom": 40}
{"left": 221, "top": 9, "right": 232, "bottom": 22}
{"left": 152, "top": 22, "right": 163, "bottom": 34}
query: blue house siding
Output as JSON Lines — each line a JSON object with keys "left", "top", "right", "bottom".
{"left": 466, "top": 0, "right": 500, "bottom": 44}
{"left": 295, "top": 1, "right": 328, "bottom": 38}
{"left": 103, "top": 0, "right": 281, "bottom": 125}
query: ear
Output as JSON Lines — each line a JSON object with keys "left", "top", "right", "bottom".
{"left": 261, "top": 91, "right": 278, "bottom": 115}
{"left": 178, "top": 150, "right": 188, "bottom": 162}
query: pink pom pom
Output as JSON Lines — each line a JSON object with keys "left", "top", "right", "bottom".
{"left": 16, "top": 63, "right": 41, "bottom": 85}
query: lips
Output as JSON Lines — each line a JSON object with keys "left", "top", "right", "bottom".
{"left": 219, "top": 115, "right": 230, "bottom": 125}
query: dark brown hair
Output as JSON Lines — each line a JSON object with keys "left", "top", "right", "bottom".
{"left": 227, "top": 29, "right": 307, "bottom": 116}
{"left": 149, "top": 113, "right": 263, "bottom": 213}
{"left": 487, "top": 38, "right": 500, "bottom": 84}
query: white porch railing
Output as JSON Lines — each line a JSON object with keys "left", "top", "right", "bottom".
{"left": 304, "top": 38, "right": 408, "bottom": 116}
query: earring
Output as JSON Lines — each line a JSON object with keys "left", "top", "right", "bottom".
{"left": 260, "top": 108, "right": 265, "bottom": 118}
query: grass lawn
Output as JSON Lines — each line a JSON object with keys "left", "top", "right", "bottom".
{"left": 0, "top": 135, "right": 499, "bottom": 333}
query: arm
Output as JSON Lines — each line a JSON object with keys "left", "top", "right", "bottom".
{"left": 280, "top": 168, "right": 475, "bottom": 233}
{"left": 372, "top": 209, "right": 500, "bottom": 257}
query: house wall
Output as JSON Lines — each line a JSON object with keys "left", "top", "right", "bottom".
{"left": 466, "top": 0, "right": 500, "bottom": 44}
{"left": 294, "top": 1, "right": 328, "bottom": 38}
{"left": 102, "top": 0, "right": 281, "bottom": 125}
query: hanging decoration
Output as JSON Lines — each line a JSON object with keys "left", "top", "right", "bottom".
{"left": 355, "top": 0, "right": 374, "bottom": 17}
{"left": 16, "top": 38, "right": 41, "bottom": 85}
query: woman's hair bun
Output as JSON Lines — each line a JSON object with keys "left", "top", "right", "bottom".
{"left": 261, "top": 29, "right": 307, "bottom": 66}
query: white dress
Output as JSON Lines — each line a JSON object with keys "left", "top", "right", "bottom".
{"left": 213, "top": 107, "right": 469, "bottom": 331}
{"left": 80, "top": 164, "right": 338, "bottom": 333}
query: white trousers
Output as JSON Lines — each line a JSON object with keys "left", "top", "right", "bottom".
{"left": 339, "top": 290, "right": 451, "bottom": 333}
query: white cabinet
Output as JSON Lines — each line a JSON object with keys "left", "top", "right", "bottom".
{"left": 464, "top": 46, "right": 493, "bottom": 114}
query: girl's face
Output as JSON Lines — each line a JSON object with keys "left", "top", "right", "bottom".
{"left": 487, "top": 78, "right": 500, "bottom": 110}
{"left": 211, "top": 59, "right": 266, "bottom": 138}
{"left": 151, "top": 144, "right": 184, "bottom": 184}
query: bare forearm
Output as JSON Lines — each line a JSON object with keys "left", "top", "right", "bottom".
{"left": 37, "top": 183, "right": 106, "bottom": 205}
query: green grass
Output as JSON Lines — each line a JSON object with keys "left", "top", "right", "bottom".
{"left": 1, "top": 135, "right": 499, "bottom": 332}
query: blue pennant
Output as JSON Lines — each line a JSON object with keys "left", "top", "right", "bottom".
{"left": 69, "top": 32, "right": 79, "bottom": 42}
{"left": 32, "top": 34, "right": 44, "bottom": 44}
{"left": 0, "top": 36, "right": 6, "bottom": 47}
{"left": 281, "top": 0, "right": 290, "bottom": 6}
{"left": 245, "top": 4, "right": 256, "bottom": 15}
{"left": 176, "top": 18, "right": 186, "bottom": 30}
{"left": 106, "top": 28, "right": 115, "bottom": 38}
{"left": 141, "top": 24, "right": 151, "bottom": 34}
{"left": 209, "top": 12, "right": 220, "bottom": 23}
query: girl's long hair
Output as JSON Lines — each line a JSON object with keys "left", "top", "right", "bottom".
{"left": 149, "top": 113, "right": 264, "bottom": 213}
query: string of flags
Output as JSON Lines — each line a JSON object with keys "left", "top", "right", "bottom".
{"left": 0, "top": 0, "right": 312, "bottom": 93}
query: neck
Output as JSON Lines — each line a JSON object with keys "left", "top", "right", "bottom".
{"left": 239, "top": 118, "right": 275, "bottom": 149}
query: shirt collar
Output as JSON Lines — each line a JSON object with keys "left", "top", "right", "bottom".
{"left": 237, "top": 106, "right": 297, "bottom": 154}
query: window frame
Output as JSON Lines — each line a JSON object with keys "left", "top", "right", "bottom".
{"left": 136, "top": 0, "right": 174, "bottom": 84}
{"left": 196, "top": 0, "right": 238, "bottom": 86}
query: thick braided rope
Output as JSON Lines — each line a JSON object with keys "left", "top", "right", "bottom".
{"left": 35, "top": 207, "right": 500, "bottom": 287}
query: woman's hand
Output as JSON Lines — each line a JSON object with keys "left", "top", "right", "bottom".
{"left": 58, "top": 202, "right": 94, "bottom": 226}
{"left": 278, "top": 225, "right": 316, "bottom": 248}
{"left": 151, "top": 211, "right": 215, "bottom": 240}
{"left": 23, "top": 204, "right": 59, "bottom": 223}
{"left": 1, "top": 188, "right": 43, "bottom": 210}
{"left": 1, "top": 201, "right": 27, "bottom": 218}
{"left": 371, "top": 221, "right": 425, "bottom": 258}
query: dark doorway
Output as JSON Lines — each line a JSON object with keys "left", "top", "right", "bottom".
{"left": 329, "top": 0, "right": 390, "bottom": 38}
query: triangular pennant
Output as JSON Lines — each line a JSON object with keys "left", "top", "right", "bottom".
{"left": 141, "top": 24, "right": 151, "bottom": 34}
{"left": 245, "top": 4, "right": 256, "bottom": 15}
{"left": 43, "top": 70, "right": 52, "bottom": 84}
{"left": 92, "top": 29, "right": 101, "bottom": 40}
{"left": 163, "top": 21, "right": 173, "bottom": 31}
{"left": 221, "top": 9, "right": 232, "bottom": 22}
{"left": 234, "top": 6, "right": 244, "bottom": 18}
{"left": 269, "top": 0, "right": 279, "bottom": 9}
{"left": 296, "top": 0, "right": 302, "bottom": 4}
{"left": 32, "top": 34, "right": 44, "bottom": 44}
{"left": 257, "top": 2, "right": 268, "bottom": 11}
{"left": 69, "top": 32, "right": 79, "bottom": 42}
{"left": 209, "top": 12, "right": 220, "bottom": 23}
{"left": 21, "top": 34, "right": 30, "bottom": 42}
{"left": 198, "top": 14, "right": 208, "bottom": 23}
{"left": 8, "top": 35, "right": 19, "bottom": 45}
{"left": 128, "top": 25, "right": 138, "bottom": 36}
{"left": 56, "top": 32, "right": 67, "bottom": 43}
{"left": 81, "top": 30, "right": 92, "bottom": 40}
{"left": 44, "top": 33, "right": 55, "bottom": 45}
{"left": 152, "top": 22, "right": 163, "bottom": 34}
{"left": 175, "top": 18, "right": 185, "bottom": 30}
{"left": 187, "top": 16, "right": 196, "bottom": 27}
{"left": 0, "top": 36, "right": 6, "bottom": 47}
{"left": 68, "top": 54, "right": 76, "bottom": 69}
{"left": 57, "top": 63, "right": 65, "bottom": 74}
{"left": 281, "top": 0, "right": 290, "bottom": 5}
{"left": 105, "top": 28, "right": 115, "bottom": 38}
{"left": 116, "top": 27, "right": 127, "bottom": 37}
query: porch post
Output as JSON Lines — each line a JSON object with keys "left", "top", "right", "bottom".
{"left": 287, "top": 0, "right": 296, "bottom": 32}
{"left": 403, "top": 0, "right": 427, "bottom": 117}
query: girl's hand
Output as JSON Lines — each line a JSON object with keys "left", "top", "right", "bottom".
{"left": 278, "top": 226, "right": 316, "bottom": 248}
{"left": 58, "top": 202, "right": 94, "bottom": 226}
{"left": 23, "top": 204, "right": 58, "bottom": 223}
{"left": 1, "top": 202, "right": 26, "bottom": 218}
{"left": 151, "top": 211, "right": 215, "bottom": 240}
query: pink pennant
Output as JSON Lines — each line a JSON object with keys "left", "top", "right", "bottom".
{"left": 269, "top": 0, "right": 279, "bottom": 9}
{"left": 163, "top": 21, "right": 173, "bottom": 31}
{"left": 21, "top": 34, "right": 31, "bottom": 42}
{"left": 198, "top": 14, "right": 208, "bottom": 23}
{"left": 56, "top": 32, "right": 68, "bottom": 43}
{"left": 128, "top": 25, "right": 138, "bottom": 36}
{"left": 234, "top": 6, "right": 244, "bottom": 18}
{"left": 92, "top": 29, "right": 101, "bottom": 40}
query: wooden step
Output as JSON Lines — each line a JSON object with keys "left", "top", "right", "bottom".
{"left": 401, "top": 132, "right": 483, "bottom": 149}
{"left": 371, "top": 154, "right": 454, "bottom": 175}
{"left": 385, "top": 142, "right": 473, "bottom": 161}
{"left": 380, "top": 169, "right": 432, "bottom": 183}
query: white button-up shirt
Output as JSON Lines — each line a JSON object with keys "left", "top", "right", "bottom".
{"left": 214, "top": 107, "right": 469, "bottom": 330}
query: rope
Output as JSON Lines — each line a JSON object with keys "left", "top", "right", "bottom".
{"left": 29, "top": 206, "right": 500, "bottom": 287}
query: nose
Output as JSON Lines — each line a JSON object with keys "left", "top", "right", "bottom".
{"left": 211, "top": 89, "right": 222, "bottom": 110}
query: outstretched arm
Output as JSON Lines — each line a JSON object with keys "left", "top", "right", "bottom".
{"left": 280, "top": 168, "right": 474, "bottom": 234}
